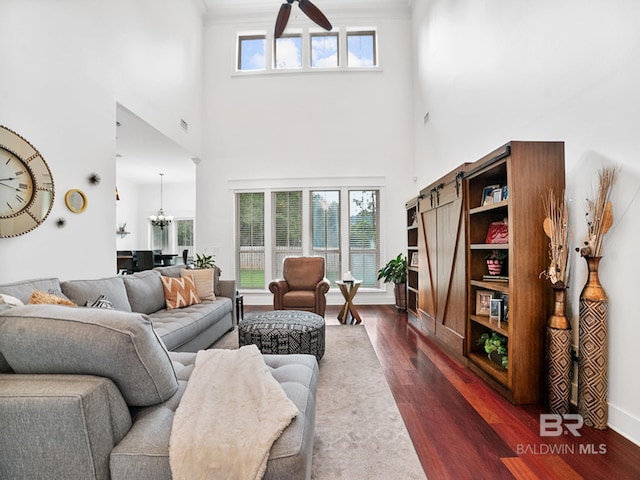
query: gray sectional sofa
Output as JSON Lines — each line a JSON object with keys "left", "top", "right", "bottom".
{"left": 0, "top": 267, "right": 319, "bottom": 479}
{"left": 0, "top": 265, "right": 235, "bottom": 351}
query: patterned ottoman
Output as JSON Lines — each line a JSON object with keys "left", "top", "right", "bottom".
{"left": 238, "top": 310, "right": 325, "bottom": 361}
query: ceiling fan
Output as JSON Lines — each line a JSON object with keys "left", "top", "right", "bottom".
{"left": 275, "top": 0, "right": 333, "bottom": 39}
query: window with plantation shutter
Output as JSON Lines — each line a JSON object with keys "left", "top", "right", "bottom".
{"left": 176, "top": 219, "right": 194, "bottom": 262}
{"left": 235, "top": 186, "right": 382, "bottom": 292}
{"left": 272, "top": 191, "right": 302, "bottom": 278}
{"left": 311, "top": 190, "right": 341, "bottom": 283}
{"left": 237, "top": 192, "right": 265, "bottom": 288}
{"left": 349, "top": 190, "right": 379, "bottom": 287}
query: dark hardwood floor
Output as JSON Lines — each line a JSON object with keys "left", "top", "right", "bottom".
{"left": 246, "top": 304, "right": 640, "bottom": 479}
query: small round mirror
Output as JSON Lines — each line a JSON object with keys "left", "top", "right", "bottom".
{"left": 65, "top": 189, "right": 88, "bottom": 213}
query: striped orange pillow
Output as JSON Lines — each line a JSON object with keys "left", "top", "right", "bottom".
{"left": 160, "top": 275, "right": 202, "bottom": 310}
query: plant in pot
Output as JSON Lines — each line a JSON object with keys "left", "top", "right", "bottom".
{"left": 377, "top": 253, "right": 407, "bottom": 310}
{"left": 477, "top": 332, "right": 508, "bottom": 369}
{"left": 485, "top": 249, "right": 507, "bottom": 276}
{"left": 193, "top": 253, "right": 216, "bottom": 270}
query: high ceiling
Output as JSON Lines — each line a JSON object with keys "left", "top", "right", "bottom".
{"left": 116, "top": 0, "right": 413, "bottom": 186}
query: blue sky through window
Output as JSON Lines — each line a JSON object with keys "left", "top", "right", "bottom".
{"left": 311, "top": 34, "right": 338, "bottom": 67}
{"left": 239, "top": 37, "right": 266, "bottom": 71}
{"left": 347, "top": 33, "right": 375, "bottom": 67}
{"left": 275, "top": 36, "right": 302, "bottom": 69}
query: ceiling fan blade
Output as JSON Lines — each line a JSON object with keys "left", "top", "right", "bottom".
{"left": 275, "top": 3, "right": 292, "bottom": 38}
{"left": 298, "top": 0, "right": 332, "bottom": 31}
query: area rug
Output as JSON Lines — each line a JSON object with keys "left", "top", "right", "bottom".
{"left": 212, "top": 325, "right": 427, "bottom": 479}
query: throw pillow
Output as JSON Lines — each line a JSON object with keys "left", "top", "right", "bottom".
{"left": 0, "top": 294, "right": 24, "bottom": 307}
{"left": 213, "top": 266, "right": 222, "bottom": 296}
{"left": 160, "top": 275, "right": 202, "bottom": 310}
{"left": 28, "top": 290, "right": 77, "bottom": 306}
{"left": 85, "top": 294, "right": 115, "bottom": 309}
{"left": 180, "top": 268, "right": 216, "bottom": 301}
{"left": 47, "top": 288, "right": 72, "bottom": 301}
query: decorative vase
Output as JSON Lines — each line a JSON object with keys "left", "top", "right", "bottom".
{"left": 486, "top": 259, "right": 503, "bottom": 276}
{"left": 394, "top": 283, "right": 407, "bottom": 310}
{"left": 577, "top": 256, "right": 608, "bottom": 429}
{"left": 546, "top": 287, "right": 572, "bottom": 415}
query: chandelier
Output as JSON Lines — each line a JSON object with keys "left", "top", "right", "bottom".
{"left": 149, "top": 173, "right": 173, "bottom": 230}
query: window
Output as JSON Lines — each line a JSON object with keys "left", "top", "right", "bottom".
{"left": 272, "top": 191, "right": 302, "bottom": 277}
{"left": 236, "top": 29, "right": 379, "bottom": 73}
{"left": 311, "top": 191, "right": 341, "bottom": 282}
{"left": 237, "top": 193, "right": 265, "bottom": 288}
{"left": 151, "top": 224, "right": 170, "bottom": 252}
{"left": 349, "top": 190, "right": 379, "bottom": 287}
{"left": 310, "top": 33, "right": 339, "bottom": 68}
{"left": 347, "top": 31, "right": 377, "bottom": 67}
{"left": 238, "top": 35, "right": 266, "bottom": 71}
{"left": 275, "top": 35, "right": 302, "bottom": 69}
{"left": 150, "top": 219, "right": 193, "bottom": 261}
{"left": 235, "top": 187, "right": 381, "bottom": 291}
{"left": 176, "top": 219, "right": 194, "bottom": 262}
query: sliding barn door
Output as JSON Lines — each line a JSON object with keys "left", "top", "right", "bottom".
{"left": 417, "top": 175, "right": 467, "bottom": 354}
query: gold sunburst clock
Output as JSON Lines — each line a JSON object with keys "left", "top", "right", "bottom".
{"left": 0, "top": 126, "right": 55, "bottom": 237}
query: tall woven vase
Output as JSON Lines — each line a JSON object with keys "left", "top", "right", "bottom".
{"left": 577, "top": 256, "right": 608, "bottom": 429}
{"left": 546, "top": 287, "right": 572, "bottom": 415}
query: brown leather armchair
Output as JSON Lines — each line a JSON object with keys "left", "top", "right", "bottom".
{"left": 269, "top": 257, "right": 331, "bottom": 317}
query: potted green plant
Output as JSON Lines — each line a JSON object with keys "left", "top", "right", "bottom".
{"left": 193, "top": 253, "right": 217, "bottom": 270}
{"left": 477, "top": 332, "right": 508, "bottom": 369}
{"left": 377, "top": 253, "right": 407, "bottom": 310}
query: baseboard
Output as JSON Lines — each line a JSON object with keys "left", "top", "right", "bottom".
{"left": 609, "top": 402, "right": 640, "bottom": 447}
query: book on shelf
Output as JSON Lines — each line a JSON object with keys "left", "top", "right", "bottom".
{"left": 483, "top": 275, "right": 509, "bottom": 282}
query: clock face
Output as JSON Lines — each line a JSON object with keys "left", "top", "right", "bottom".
{"left": 0, "top": 150, "right": 35, "bottom": 217}
{"left": 0, "top": 126, "right": 54, "bottom": 238}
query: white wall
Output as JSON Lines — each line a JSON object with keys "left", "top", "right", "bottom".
{"left": 0, "top": 0, "right": 203, "bottom": 281}
{"left": 412, "top": 0, "right": 640, "bottom": 444}
{"left": 200, "top": 7, "right": 415, "bottom": 304}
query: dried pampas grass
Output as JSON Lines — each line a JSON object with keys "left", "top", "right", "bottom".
{"left": 541, "top": 190, "right": 573, "bottom": 287}
{"left": 580, "top": 166, "right": 618, "bottom": 257}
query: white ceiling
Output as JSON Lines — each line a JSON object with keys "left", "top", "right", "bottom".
{"left": 116, "top": 105, "right": 195, "bottom": 185}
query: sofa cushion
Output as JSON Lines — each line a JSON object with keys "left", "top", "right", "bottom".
{"left": 160, "top": 276, "right": 201, "bottom": 310}
{"left": 0, "top": 278, "right": 62, "bottom": 304}
{"left": 62, "top": 276, "right": 132, "bottom": 312}
{"left": 123, "top": 270, "right": 166, "bottom": 314}
{"left": 0, "top": 304, "right": 178, "bottom": 406}
{"left": 149, "top": 298, "right": 231, "bottom": 351}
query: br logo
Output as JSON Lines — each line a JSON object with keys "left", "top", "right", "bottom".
{"left": 539, "top": 414, "right": 583, "bottom": 437}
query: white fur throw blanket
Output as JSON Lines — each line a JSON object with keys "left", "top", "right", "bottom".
{"left": 169, "top": 345, "right": 299, "bottom": 480}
